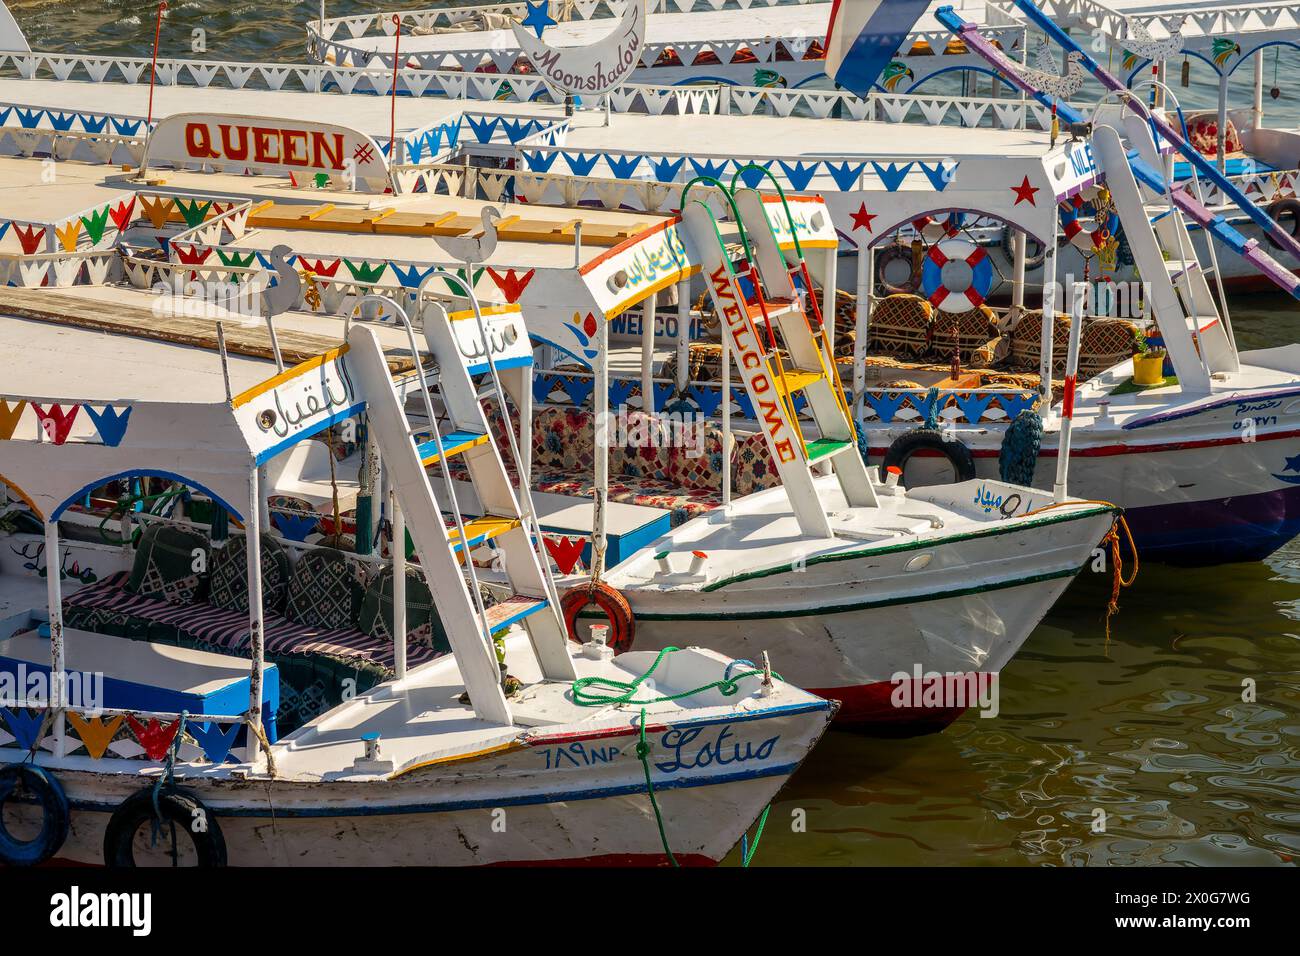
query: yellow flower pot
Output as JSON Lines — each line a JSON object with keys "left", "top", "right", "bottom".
{"left": 1132, "top": 352, "right": 1165, "bottom": 386}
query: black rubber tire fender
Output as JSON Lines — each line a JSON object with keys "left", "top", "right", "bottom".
{"left": 880, "top": 428, "right": 977, "bottom": 484}
{"left": 103, "top": 787, "right": 227, "bottom": 867}
{"left": 0, "top": 763, "right": 70, "bottom": 866}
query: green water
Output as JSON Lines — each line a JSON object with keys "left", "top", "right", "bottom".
{"left": 10, "top": 0, "right": 1300, "bottom": 867}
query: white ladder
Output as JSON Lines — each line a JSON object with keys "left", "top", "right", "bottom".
{"left": 345, "top": 285, "right": 575, "bottom": 727}
{"left": 680, "top": 195, "right": 875, "bottom": 540}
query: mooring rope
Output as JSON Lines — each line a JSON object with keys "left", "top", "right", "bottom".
{"left": 571, "top": 646, "right": 772, "bottom": 707}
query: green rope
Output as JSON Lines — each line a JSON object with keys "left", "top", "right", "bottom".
{"left": 741, "top": 804, "right": 771, "bottom": 867}
{"left": 635, "top": 707, "right": 678, "bottom": 867}
{"left": 571, "top": 646, "right": 773, "bottom": 707}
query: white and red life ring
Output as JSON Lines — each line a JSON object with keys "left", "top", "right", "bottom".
{"left": 912, "top": 211, "right": 966, "bottom": 243}
{"left": 921, "top": 239, "right": 993, "bottom": 312}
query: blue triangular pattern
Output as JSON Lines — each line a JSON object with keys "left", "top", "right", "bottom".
{"left": 651, "top": 156, "right": 685, "bottom": 182}
{"left": 605, "top": 153, "right": 642, "bottom": 180}
{"left": 871, "top": 161, "right": 914, "bottom": 192}
{"left": 561, "top": 375, "right": 595, "bottom": 407}
{"left": 919, "top": 161, "right": 958, "bottom": 192}
{"left": 16, "top": 108, "right": 41, "bottom": 129}
{"left": 864, "top": 391, "right": 910, "bottom": 424}
{"left": 532, "top": 373, "right": 557, "bottom": 404}
{"left": 272, "top": 511, "right": 319, "bottom": 542}
{"left": 465, "top": 115, "right": 500, "bottom": 143}
{"left": 0, "top": 107, "right": 11, "bottom": 126}
{"left": 2, "top": 708, "right": 44, "bottom": 750}
{"left": 731, "top": 387, "right": 754, "bottom": 419}
{"left": 735, "top": 162, "right": 773, "bottom": 189}
{"left": 690, "top": 157, "right": 728, "bottom": 180}
{"left": 112, "top": 117, "right": 143, "bottom": 136}
{"left": 777, "top": 160, "right": 817, "bottom": 191}
{"left": 188, "top": 720, "right": 241, "bottom": 764}
{"left": 825, "top": 161, "right": 868, "bottom": 192}
{"left": 523, "top": 151, "right": 559, "bottom": 173}
{"left": 83, "top": 405, "right": 132, "bottom": 447}
{"left": 999, "top": 392, "right": 1038, "bottom": 420}
{"left": 49, "top": 111, "right": 76, "bottom": 132}
{"left": 687, "top": 384, "right": 724, "bottom": 417}
{"left": 80, "top": 113, "right": 107, "bottom": 133}
{"left": 390, "top": 262, "right": 437, "bottom": 288}
{"left": 951, "top": 392, "right": 995, "bottom": 424}
{"left": 651, "top": 382, "right": 676, "bottom": 413}
{"left": 607, "top": 378, "right": 635, "bottom": 409}
{"left": 565, "top": 152, "right": 600, "bottom": 177}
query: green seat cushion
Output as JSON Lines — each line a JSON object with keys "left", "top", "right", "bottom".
{"left": 358, "top": 565, "right": 450, "bottom": 654}
{"left": 283, "top": 546, "right": 362, "bottom": 631}
{"left": 207, "top": 535, "right": 291, "bottom": 615}
{"left": 127, "top": 522, "right": 209, "bottom": 606}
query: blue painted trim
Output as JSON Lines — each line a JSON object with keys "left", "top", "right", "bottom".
{"left": 252, "top": 402, "right": 366, "bottom": 466}
{"left": 465, "top": 355, "right": 533, "bottom": 376}
{"left": 51, "top": 470, "right": 244, "bottom": 522}
{"left": 1123, "top": 386, "right": 1300, "bottom": 430}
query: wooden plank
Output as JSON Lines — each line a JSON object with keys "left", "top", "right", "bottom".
{"left": 0, "top": 287, "right": 414, "bottom": 374}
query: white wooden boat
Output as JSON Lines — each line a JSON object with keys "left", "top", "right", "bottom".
{"left": 0, "top": 284, "right": 835, "bottom": 867}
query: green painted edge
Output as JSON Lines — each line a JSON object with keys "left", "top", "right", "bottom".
{"left": 805, "top": 438, "right": 850, "bottom": 461}
{"left": 695, "top": 504, "right": 1117, "bottom": 593}
{"left": 582, "top": 565, "right": 1081, "bottom": 622}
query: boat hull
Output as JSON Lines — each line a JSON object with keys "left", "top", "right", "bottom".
{"left": 867, "top": 384, "right": 1300, "bottom": 564}
{"left": 21, "top": 701, "right": 832, "bottom": 867}
{"left": 614, "top": 508, "right": 1114, "bottom": 735}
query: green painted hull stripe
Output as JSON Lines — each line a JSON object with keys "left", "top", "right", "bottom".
{"left": 695, "top": 505, "right": 1115, "bottom": 593}
{"left": 582, "top": 565, "right": 1081, "bottom": 622}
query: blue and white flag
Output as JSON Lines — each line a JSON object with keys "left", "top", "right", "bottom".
{"left": 824, "top": 0, "right": 929, "bottom": 97}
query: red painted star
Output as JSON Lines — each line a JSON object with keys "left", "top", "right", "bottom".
{"left": 1011, "top": 175, "right": 1039, "bottom": 206}
{"left": 850, "top": 202, "right": 876, "bottom": 232}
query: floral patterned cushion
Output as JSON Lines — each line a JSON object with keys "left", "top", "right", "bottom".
{"left": 732, "top": 432, "right": 782, "bottom": 497}
{"left": 1187, "top": 113, "right": 1244, "bottom": 158}
{"left": 534, "top": 406, "right": 596, "bottom": 474}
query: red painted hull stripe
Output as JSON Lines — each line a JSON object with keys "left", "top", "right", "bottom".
{"left": 868, "top": 425, "right": 1300, "bottom": 459}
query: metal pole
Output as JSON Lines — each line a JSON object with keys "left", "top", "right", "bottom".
{"left": 391, "top": 491, "right": 407, "bottom": 680}
{"left": 721, "top": 328, "right": 731, "bottom": 510}
{"left": 44, "top": 520, "right": 66, "bottom": 757}
{"left": 1253, "top": 50, "right": 1264, "bottom": 130}
{"left": 244, "top": 470, "right": 265, "bottom": 764}
{"left": 1216, "top": 71, "right": 1229, "bottom": 172}
{"left": 853, "top": 240, "right": 869, "bottom": 419}
{"left": 593, "top": 314, "right": 609, "bottom": 576}
{"left": 641, "top": 292, "right": 657, "bottom": 415}
{"left": 146, "top": 2, "right": 167, "bottom": 128}
{"left": 675, "top": 275, "right": 690, "bottom": 393}
{"left": 1053, "top": 278, "right": 1086, "bottom": 503}
{"left": 1039, "top": 215, "right": 1059, "bottom": 424}
{"left": 389, "top": 15, "right": 402, "bottom": 162}
{"left": 1011, "top": 229, "right": 1027, "bottom": 321}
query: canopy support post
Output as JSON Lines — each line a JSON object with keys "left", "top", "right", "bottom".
{"left": 245, "top": 468, "right": 266, "bottom": 765}
{"left": 641, "top": 291, "right": 657, "bottom": 416}
{"left": 593, "top": 314, "right": 609, "bottom": 576}
{"left": 1011, "top": 229, "right": 1027, "bottom": 322}
{"left": 853, "top": 240, "right": 870, "bottom": 420}
{"left": 675, "top": 275, "right": 690, "bottom": 393}
{"left": 1053, "top": 279, "right": 1086, "bottom": 503}
{"left": 391, "top": 491, "right": 407, "bottom": 681}
{"left": 44, "top": 519, "right": 66, "bottom": 758}
{"left": 1039, "top": 215, "right": 1060, "bottom": 425}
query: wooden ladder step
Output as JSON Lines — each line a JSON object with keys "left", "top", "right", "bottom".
{"left": 418, "top": 429, "right": 488, "bottom": 466}
{"left": 804, "top": 438, "right": 852, "bottom": 462}
{"left": 447, "top": 514, "right": 521, "bottom": 554}
{"left": 485, "top": 594, "right": 548, "bottom": 634}
{"left": 773, "top": 368, "right": 823, "bottom": 397}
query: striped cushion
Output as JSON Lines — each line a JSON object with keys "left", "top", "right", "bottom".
{"left": 64, "top": 571, "right": 438, "bottom": 674}
{"left": 867, "top": 295, "right": 933, "bottom": 358}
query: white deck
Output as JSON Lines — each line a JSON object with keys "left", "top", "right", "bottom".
{"left": 0, "top": 627, "right": 260, "bottom": 699}
{"left": 557, "top": 110, "right": 1051, "bottom": 163}
{"left": 0, "top": 155, "right": 132, "bottom": 224}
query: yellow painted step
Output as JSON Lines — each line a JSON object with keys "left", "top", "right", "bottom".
{"left": 447, "top": 515, "right": 521, "bottom": 554}
{"left": 772, "top": 368, "right": 823, "bottom": 397}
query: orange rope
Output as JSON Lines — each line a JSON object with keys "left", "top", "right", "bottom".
{"left": 1020, "top": 500, "right": 1138, "bottom": 648}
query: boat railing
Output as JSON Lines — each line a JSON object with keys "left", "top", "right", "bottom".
{"left": 305, "top": 0, "right": 830, "bottom": 46}
{"left": 0, "top": 700, "right": 255, "bottom": 767}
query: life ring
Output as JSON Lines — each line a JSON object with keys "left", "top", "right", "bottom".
{"left": 921, "top": 239, "right": 993, "bottom": 312}
{"left": 999, "top": 224, "right": 1047, "bottom": 270}
{"left": 912, "top": 211, "right": 966, "bottom": 243}
{"left": 1059, "top": 196, "right": 1120, "bottom": 252}
{"left": 1265, "top": 198, "right": 1300, "bottom": 251}
{"left": 0, "top": 764, "right": 70, "bottom": 866}
{"left": 881, "top": 428, "right": 977, "bottom": 484}
{"left": 875, "top": 242, "right": 922, "bottom": 295}
{"left": 560, "top": 582, "right": 635, "bottom": 653}
{"left": 103, "top": 787, "right": 227, "bottom": 867}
